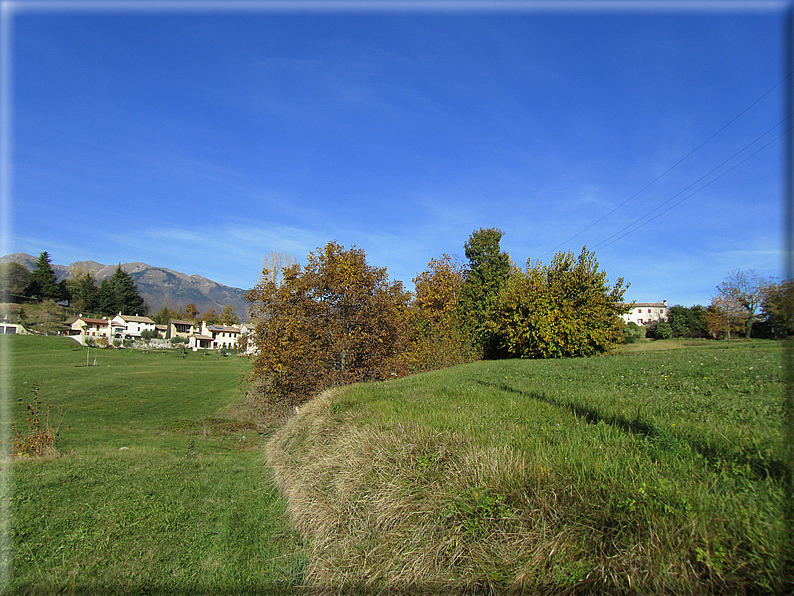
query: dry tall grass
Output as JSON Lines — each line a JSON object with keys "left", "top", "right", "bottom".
{"left": 266, "top": 388, "right": 727, "bottom": 594}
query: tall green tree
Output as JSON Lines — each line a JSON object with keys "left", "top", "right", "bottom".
{"left": 487, "top": 247, "right": 628, "bottom": 359}
{"left": 0, "top": 262, "right": 31, "bottom": 301}
{"left": 98, "top": 265, "right": 146, "bottom": 316}
{"left": 458, "top": 228, "right": 512, "bottom": 355}
{"left": 67, "top": 271, "right": 100, "bottom": 314}
{"left": 152, "top": 305, "right": 181, "bottom": 326}
{"left": 24, "top": 252, "right": 61, "bottom": 301}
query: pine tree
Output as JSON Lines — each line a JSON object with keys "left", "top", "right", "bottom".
{"left": 24, "top": 252, "right": 61, "bottom": 301}
{"left": 99, "top": 265, "right": 146, "bottom": 316}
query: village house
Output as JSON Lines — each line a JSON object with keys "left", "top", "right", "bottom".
{"left": 169, "top": 319, "right": 197, "bottom": 339}
{"left": 194, "top": 321, "right": 242, "bottom": 351}
{"left": 0, "top": 319, "right": 29, "bottom": 334}
{"left": 69, "top": 317, "right": 110, "bottom": 340}
{"left": 110, "top": 314, "right": 156, "bottom": 339}
{"left": 68, "top": 313, "right": 156, "bottom": 344}
{"left": 621, "top": 300, "right": 668, "bottom": 326}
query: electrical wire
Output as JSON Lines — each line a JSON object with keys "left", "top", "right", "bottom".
{"left": 539, "top": 71, "right": 792, "bottom": 258}
{"left": 592, "top": 124, "right": 790, "bottom": 252}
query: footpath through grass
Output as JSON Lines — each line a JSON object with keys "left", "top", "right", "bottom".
{"left": 2, "top": 335, "right": 305, "bottom": 595}
{"left": 268, "top": 339, "right": 789, "bottom": 594}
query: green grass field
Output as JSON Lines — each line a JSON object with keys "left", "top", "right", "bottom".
{"left": 267, "top": 339, "right": 790, "bottom": 594}
{"left": 2, "top": 335, "right": 305, "bottom": 595}
{"left": 3, "top": 335, "right": 790, "bottom": 594}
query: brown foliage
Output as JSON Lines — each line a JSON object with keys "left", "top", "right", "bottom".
{"left": 407, "top": 254, "right": 478, "bottom": 372}
{"left": 246, "top": 241, "right": 411, "bottom": 406}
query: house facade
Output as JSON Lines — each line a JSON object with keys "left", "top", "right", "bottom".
{"left": 68, "top": 313, "right": 156, "bottom": 344}
{"left": 191, "top": 322, "right": 242, "bottom": 351}
{"left": 110, "top": 314, "right": 156, "bottom": 339}
{"left": 0, "top": 322, "right": 29, "bottom": 335}
{"left": 69, "top": 317, "right": 110, "bottom": 339}
{"left": 621, "top": 300, "right": 668, "bottom": 326}
{"left": 67, "top": 314, "right": 246, "bottom": 350}
{"left": 170, "top": 319, "right": 197, "bottom": 339}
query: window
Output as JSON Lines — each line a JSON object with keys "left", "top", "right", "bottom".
{"left": 638, "top": 319, "right": 644, "bottom": 325}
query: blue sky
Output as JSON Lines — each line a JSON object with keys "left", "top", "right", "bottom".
{"left": 4, "top": 1, "right": 788, "bottom": 307}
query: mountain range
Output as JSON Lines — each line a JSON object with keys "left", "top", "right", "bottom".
{"left": 0, "top": 253, "right": 250, "bottom": 322}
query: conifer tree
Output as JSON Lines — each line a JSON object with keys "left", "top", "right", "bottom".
{"left": 24, "top": 251, "right": 61, "bottom": 301}
{"left": 98, "top": 265, "right": 146, "bottom": 316}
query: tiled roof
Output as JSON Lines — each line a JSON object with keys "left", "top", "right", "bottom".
{"left": 75, "top": 318, "right": 108, "bottom": 326}
{"left": 117, "top": 315, "right": 155, "bottom": 323}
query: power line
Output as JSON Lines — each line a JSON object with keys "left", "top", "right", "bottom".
{"left": 540, "top": 71, "right": 792, "bottom": 259}
{"left": 592, "top": 124, "right": 790, "bottom": 252}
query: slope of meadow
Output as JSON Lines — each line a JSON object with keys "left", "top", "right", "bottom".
{"left": 267, "top": 340, "right": 789, "bottom": 594}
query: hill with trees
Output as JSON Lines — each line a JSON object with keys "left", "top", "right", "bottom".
{"left": 0, "top": 253, "right": 248, "bottom": 321}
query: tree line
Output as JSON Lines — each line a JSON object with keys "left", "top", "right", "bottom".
{"left": 0, "top": 251, "right": 241, "bottom": 326}
{"left": 624, "top": 269, "right": 791, "bottom": 342}
{"left": 246, "top": 229, "right": 629, "bottom": 408}
{"left": 1, "top": 252, "right": 146, "bottom": 316}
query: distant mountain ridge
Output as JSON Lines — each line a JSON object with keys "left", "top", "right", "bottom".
{"left": 0, "top": 253, "right": 249, "bottom": 321}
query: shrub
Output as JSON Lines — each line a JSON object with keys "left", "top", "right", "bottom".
{"left": 623, "top": 321, "right": 645, "bottom": 344}
{"left": 654, "top": 322, "right": 673, "bottom": 340}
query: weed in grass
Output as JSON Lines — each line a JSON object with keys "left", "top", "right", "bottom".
{"left": 11, "top": 384, "right": 68, "bottom": 457}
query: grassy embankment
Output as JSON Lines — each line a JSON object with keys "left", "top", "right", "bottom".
{"left": 3, "top": 335, "right": 305, "bottom": 595}
{"left": 268, "top": 339, "right": 789, "bottom": 594}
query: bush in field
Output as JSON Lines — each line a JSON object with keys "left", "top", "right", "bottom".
{"left": 246, "top": 241, "right": 411, "bottom": 406}
{"left": 487, "top": 247, "right": 628, "bottom": 358}
{"left": 667, "top": 304, "right": 708, "bottom": 338}
{"left": 654, "top": 321, "right": 673, "bottom": 339}
{"left": 623, "top": 321, "right": 645, "bottom": 343}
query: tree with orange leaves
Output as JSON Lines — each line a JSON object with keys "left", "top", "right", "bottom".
{"left": 246, "top": 241, "right": 410, "bottom": 406}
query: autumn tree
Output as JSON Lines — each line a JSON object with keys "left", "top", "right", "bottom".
{"left": 705, "top": 295, "right": 745, "bottom": 340}
{"left": 221, "top": 304, "right": 240, "bottom": 325}
{"left": 458, "top": 228, "right": 512, "bottom": 356}
{"left": 201, "top": 309, "right": 220, "bottom": 325}
{"left": 246, "top": 241, "right": 410, "bottom": 406}
{"left": 408, "top": 254, "right": 476, "bottom": 371}
{"left": 487, "top": 247, "right": 628, "bottom": 359}
{"left": 715, "top": 269, "right": 769, "bottom": 339}
{"left": 260, "top": 251, "right": 298, "bottom": 288}
{"left": 762, "top": 279, "right": 794, "bottom": 338}
{"left": 184, "top": 303, "right": 199, "bottom": 320}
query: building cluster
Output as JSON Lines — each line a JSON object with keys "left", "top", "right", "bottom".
{"left": 68, "top": 313, "right": 253, "bottom": 352}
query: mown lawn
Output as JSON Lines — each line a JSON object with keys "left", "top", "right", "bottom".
{"left": 2, "top": 335, "right": 305, "bottom": 595}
